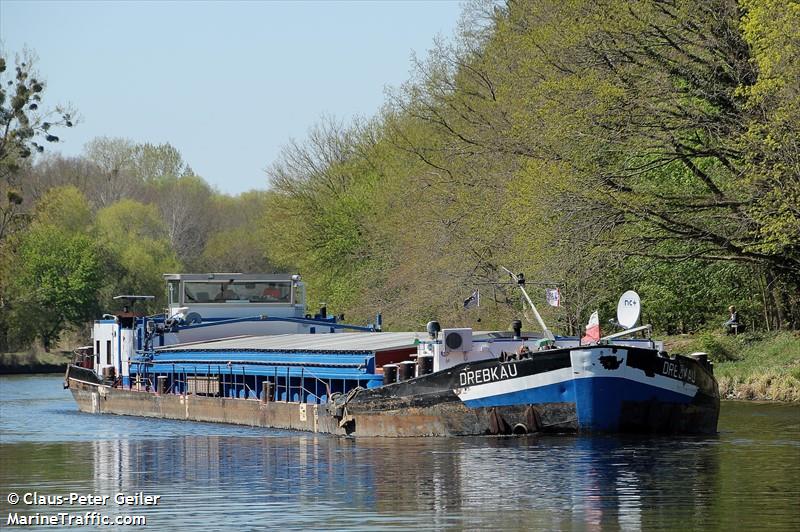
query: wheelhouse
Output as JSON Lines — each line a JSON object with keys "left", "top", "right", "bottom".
{"left": 164, "top": 273, "right": 306, "bottom": 321}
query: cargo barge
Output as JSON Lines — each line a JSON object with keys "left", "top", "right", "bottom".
{"left": 65, "top": 273, "right": 720, "bottom": 436}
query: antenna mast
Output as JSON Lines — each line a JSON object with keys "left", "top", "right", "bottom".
{"left": 500, "top": 266, "right": 555, "bottom": 341}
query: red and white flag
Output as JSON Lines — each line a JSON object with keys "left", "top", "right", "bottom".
{"left": 581, "top": 310, "right": 600, "bottom": 344}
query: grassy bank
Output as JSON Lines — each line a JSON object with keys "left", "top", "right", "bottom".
{"left": 0, "top": 349, "right": 72, "bottom": 374}
{"left": 664, "top": 331, "right": 800, "bottom": 402}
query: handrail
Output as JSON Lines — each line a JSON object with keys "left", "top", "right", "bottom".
{"left": 169, "top": 314, "right": 377, "bottom": 332}
{"left": 601, "top": 324, "right": 652, "bottom": 341}
{"left": 133, "top": 360, "right": 338, "bottom": 404}
{"left": 298, "top": 366, "right": 332, "bottom": 398}
{"left": 131, "top": 358, "right": 364, "bottom": 369}
{"left": 268, "top": 370, "right": 332, "bottom": 403}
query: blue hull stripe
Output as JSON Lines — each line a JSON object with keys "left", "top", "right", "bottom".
{"left": 462, "top": 379, "right": 575, "bottom": 408}
{"left": 462, "top": 376, "right": 695, "bottom": 431}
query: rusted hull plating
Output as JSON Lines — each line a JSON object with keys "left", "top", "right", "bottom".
{"left": 66, "top": 368, "right": 575, "bottom": 437}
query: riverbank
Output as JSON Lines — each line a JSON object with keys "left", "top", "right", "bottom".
{"left": 664, "top": 331, "right": 800, "bottom": 402}
{"left": 0, "top": 349, "right": 72, "bottom": 375}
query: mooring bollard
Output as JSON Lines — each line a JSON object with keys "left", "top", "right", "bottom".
{"left": 398, "top": 360, "right": 416, "bottom": 381}
{"left": 157, "top": 376, "right": 167, "bottom": 395}
{"left": 382, "top": 364, "right": 398, "bottom": 385}
{"left": 417, "top": 354, "right": 434, "bottom": 376}
{"left": 261, "top": 381, "right": 273, "bottom": 403}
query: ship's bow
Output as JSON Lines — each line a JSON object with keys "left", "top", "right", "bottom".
{"left": 570, "top": 347, "right": 719, "bottom": 433}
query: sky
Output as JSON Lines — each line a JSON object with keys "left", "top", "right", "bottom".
{"left": 1, "top": 0, "right": 463, "bottom": 195}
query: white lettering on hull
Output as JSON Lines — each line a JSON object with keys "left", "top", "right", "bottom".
{"left": 661, "top": 361, "right": 696, "bottom": 384}
{"left": 459, "top": 363, "right": 518, "bottom": 387}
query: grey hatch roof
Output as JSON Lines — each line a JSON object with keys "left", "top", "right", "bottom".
{"left": 157, "top": 332, "right": 424, "bottom": 353}
{"left": 163, "top": 273, "right": 297, "bottom": 281}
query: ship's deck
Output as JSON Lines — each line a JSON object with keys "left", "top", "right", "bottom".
{"left": 156, "top": 331, "right": 423, "bottom": 352}
{"left": 131, "top": 332, "right": 425, "bottom": 402}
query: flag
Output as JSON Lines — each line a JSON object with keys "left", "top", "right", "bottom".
{"left": 463, "top": 289, "right": 480, "bottom": 309}
{"left": 581, "top": 310, "right": 600, "bottom": 344}
{"left": 545, "top": 288, "right": 561, "bottom": 307}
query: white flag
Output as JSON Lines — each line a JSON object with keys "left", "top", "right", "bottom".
{"left": 545, "top": 288, "right": 561, "bottom": 307}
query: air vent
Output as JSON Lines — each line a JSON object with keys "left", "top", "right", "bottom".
{"left": 441, "top": 328, "right": 472, "bottom": 353}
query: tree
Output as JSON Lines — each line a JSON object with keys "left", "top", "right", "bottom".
{"left": 83, "top": 137, "right": 139, "bottom": 208}
{"left": 20, "top": 153, "right": 100, "bottom": 206}
{"left": 95, "top": 199, "right": 180, "bottom": 311}
{"left": 0, "top": 51, "right": 73, "bottom": 242}
{"left": 144, "top": 175, "right": 213, "bottom": 267}
{"left": 383, "top": 0, "right": 799, "bottom": 329}
{"left": 200, "top": 190, "right": 272, "bottom": 272}
{"left": 132, "top": 142, "right": 187, "bottom": 182}
{"left": 737, "top": 0, "right": 800, "bottom": 328}
{"left": 201, "top": 226, "right": 271, "bottom": 273}
{"left": 264, "top": 118, "right": 397, "bottom": 318}
{"left": 29, "top": 185, "right": 92, "bottom": 233}
{"left": 8, "top": 226, "right": 102, "bottom": 350}
{"left": 6, "top": 188, "right": 101, "bottom": 350}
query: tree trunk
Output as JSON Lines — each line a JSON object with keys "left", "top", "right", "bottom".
{"left": 765, "top": 269, "right": 781, "bottom": 330}
{"left": 759, "top": 270, "right": 771, "bottom": 332}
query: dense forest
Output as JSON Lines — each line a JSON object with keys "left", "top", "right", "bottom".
{"left": 1, "top": 0, "right": 798, "bottom": 352}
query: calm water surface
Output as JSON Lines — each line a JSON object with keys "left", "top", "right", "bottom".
{"left": 1, "top": 375, "right": 798, "bottom": 530}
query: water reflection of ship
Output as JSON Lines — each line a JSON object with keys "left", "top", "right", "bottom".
{"left": 90, "top": 436, "right": 380, "bottom": 510}
{"left": 92, "top": 439, "right": 133, "bottom": 492}
{"left": 89, "top": 435, "right": 719, "bottom": 528}
{"left": 407, "top": 436, "right": 720, "bottom": 529}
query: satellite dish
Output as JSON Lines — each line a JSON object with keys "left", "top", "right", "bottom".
{"left": 616, "top": 290, "right": 641, "bottom": 329}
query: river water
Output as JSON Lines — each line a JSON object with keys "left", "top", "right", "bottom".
{"left": 0, "top": 374, "right": 798, "bottom": 531}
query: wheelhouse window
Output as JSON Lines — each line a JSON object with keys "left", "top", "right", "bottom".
{"left": 183, "top": 281, "right": 292, "bottom": 303}
{"left": 167, "top": 280, "right": 180, "bottom": 306}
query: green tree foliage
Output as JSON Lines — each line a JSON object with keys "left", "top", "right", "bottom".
{"left": 132, "top": 142, "right": 187, "bottom": 182}
{"left": 0, "top": 51, "right": 75, "bottom": 350}
{"left": 201, "top": 191, "right": 272, "bottom": 273}
{"left": 4, "top": 1, "right": 798, "bottom": 352}
{"left": 9, "top": 226, "right": 102, "bottom": 350}
{"left": 145, "top": 175, "right": 213, "bottom": 266}
{"left": 30, "top": 185, "right": 92, "bottom": 233}
{"left": 384, "top": 0, "right": 800, "bottom": 329}
{"left": 83, "top": 136, "right": 138, "bottom": 207}
{"left": 6, "top": 188, "right": 101, "bottom": 350}
{"left": 263, "top": 0, "right": 799, "bottom": 332}
{"left": 265, "top": 117, "right": 408, "bottom": 322}
{"left": 201, "top": 226, "right": 268, "bottom": 273}
{"left": 95, "top": 199, "right": 180, "bottom": 311}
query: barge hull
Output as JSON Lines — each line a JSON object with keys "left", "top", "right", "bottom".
{"left": 66, "top": 368, "right": 576, "bottom": 437}
{"left": 67, "top": 343, "right": 719, "bottom": 436}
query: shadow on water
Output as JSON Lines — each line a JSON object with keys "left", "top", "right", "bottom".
{"left": 1, "top": 375, "right": 798, "bottom": 530}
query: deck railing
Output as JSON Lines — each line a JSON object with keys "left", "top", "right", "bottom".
{"left": 133, "top": 361, "right": 347, "bottom": 404}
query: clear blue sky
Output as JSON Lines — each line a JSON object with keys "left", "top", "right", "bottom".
{"left": 1, "top": 0, "right": 462, "bottom": 194}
